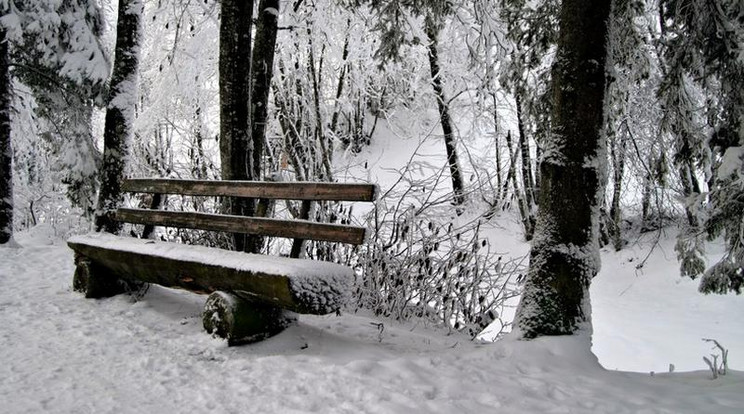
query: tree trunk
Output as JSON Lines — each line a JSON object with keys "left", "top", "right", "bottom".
{"left": 425, "top": 19, "right": 465, "bottom": 209}
{"left": 307, "top": 29, "right": 333, "bottom": 181}
{"left": 492, "top": 93, "right": 502, "bottom": 199}
{"left": 679, "top": 161, "right": 700, "bottom": 227}
{"left": 516, "top": 94, "right": 536, "bottom": 239}
{"left": 516, "top": 94, "right": 536, "bottom": 206}
{"left": 514, "top": 0, "right": 612, "bottom": 339}
{"left": 250, "top": 0, "right": 279, "bottom": 182}
{"left": 609, "top": 131, "right": 626, "bottom": 250}
{"left": 331, "top": 21, "right": 351, "bottom": 140}
{"left": 94, "top": 0, "right": 142, "bottom": 234}
{"left": 219, "top": 0, "right": 254, "bottom": 252}
{"left": 0, "top": 25, "right": 12, "bottom": 244}
{"left": 244, "top": 0, "right": 280, "bottom": 253}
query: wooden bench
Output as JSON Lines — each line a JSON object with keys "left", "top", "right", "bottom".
{"left": 67, "top": 178, "right": 377, "bottom": 345}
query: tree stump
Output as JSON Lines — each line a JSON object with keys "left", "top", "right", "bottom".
{"left": 72, "top": 254, "right": 145, "bottom": 299}
{"left": 203, "top": 291, "right": 297, "bottom": 346}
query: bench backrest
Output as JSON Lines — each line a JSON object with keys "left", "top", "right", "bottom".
{"left": 117, "top": 179, "right": 377, "bottom": 250}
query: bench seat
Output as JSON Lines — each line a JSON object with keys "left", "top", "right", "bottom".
{"left": 68, "top": 232, "right": 351, "bottom": 314}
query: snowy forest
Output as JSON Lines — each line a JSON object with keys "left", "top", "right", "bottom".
{"left": 1, "top": 0, "right": 743, "bottom": 411}
{"left": 3, "top": 0, "right": 742, "bottom": 333}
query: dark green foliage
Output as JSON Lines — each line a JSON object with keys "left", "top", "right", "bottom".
{"left": 661, "top": 0, "right": 744, "bottom": 293}
{"left": 699, "top": 179, "right": 744, "bottom": 294}
{"left": 354, "top": 0, "right": 454, "bottom": 63}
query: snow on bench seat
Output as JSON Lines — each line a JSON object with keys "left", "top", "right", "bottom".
{"left": 68, "top": 232, "right": 352, "bottom": 314}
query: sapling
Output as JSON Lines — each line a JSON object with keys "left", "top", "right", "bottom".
{"left": 702, "top": 338, "right": 729, "bottom": 379}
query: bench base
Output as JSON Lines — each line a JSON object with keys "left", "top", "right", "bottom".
{"left": 203, "top": 291, "right": 297, "bottom": 346}
{"left": 73, "top": 254, "right": 147, "bottom": 299}
{"left": 68, "top": 233, "right": 350, "bottom": 345}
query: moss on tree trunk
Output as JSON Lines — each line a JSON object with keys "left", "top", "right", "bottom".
{"left": 515, "top": 0, "right": 612, "bottom": 339}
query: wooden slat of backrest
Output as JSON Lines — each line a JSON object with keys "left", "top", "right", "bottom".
{"left": 123, "top": 179, "right": 377, "bottom": 202}
{"left": 116, "top": 208, "right": 367, "bottom": 245}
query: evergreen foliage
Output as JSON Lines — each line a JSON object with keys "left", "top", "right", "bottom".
{"left": 6, "top": 0, "right": 108, "bottom": 216}
{"left": 661, "top": 0, "right": 744, "bottom": 293}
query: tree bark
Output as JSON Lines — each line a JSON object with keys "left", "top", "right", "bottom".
{"left": 492, "top": 93, "right": 502, "bottom": 199}
{"left": 243, "top": 0, "right": 280, "bottom": 253}
{"left": 219, "top": 0, "right": 255, "bottom": 251}
{"left": 609, "top": 131, "right": 626, "bottom": 250}
{"left": 516, "top": 94, "right": 536, "bottom": 239}
{"left": 425, "top": 19, "right": 465, "bottom": 209}
{"left": 331, "top": 21, "right": 351, "bottom": 140}
{"left": 514, "top": 0, "right": 612, "bottom": 339}
{"left": 94, "top": 0, "right": 142, "bottom": 234}
{"left": 0, "top": 25, "right": 11, "bottom": 244}
{"left": 250, "top": 0, "right": 279, "bottom": 182}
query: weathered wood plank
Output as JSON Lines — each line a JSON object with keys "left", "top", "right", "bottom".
{"left": 122, "top": 178, "right": 378, "bottom": 201}
{"left": 115, "top": 208, "right": 367, "bottom": 245}
{"left": 67, "top": 234, "right": 351, "bottom": 314}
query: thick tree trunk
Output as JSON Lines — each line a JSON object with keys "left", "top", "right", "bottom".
{"left": 94, "top": 0, "right": 142, "bottom": 234}
{"left": 0, "top": 25, "right": 12, "bottom": 244}
{"left": 219, "top": 0, "right": 254, "bottom": 252}
{"left": 425, "top": 20, "right": 465, "bottom": 209}
{"left": 515, "top": 0, "right": 612, "bottom": 339}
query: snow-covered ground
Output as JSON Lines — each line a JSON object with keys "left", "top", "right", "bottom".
{"left": 4, "top": 111, "right": 743, "bottom": 412}
{"left": 1, "top": 223, "right": 742, "bottom": 413}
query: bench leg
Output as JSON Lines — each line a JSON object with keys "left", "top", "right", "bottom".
{"left": 203, "top": 291, "right": 297, "bottom": 346}
{"left": 73, "top": 254, "right": 147, "bottom": 299}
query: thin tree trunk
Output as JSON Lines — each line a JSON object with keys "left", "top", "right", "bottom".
{"left": 250, "top": 0, "right": 279, "bottom": 181}
{"left": 331, "top": 20, "right": 351, "bottom": 139}
{"left": 679, "top": 162, "right": 700, "bottom": 227}
{"left": 94, "top": 0, "right": 142, "bottom": 234}
{"left": 609, "top": 131, "right": 626, "bottom": 250}
{"left": 425, "top": 19, "right": 465, "bottom": 209}
{"left": 0, "top": 24, "right": 12, "bottom": 244}
{"left": 502, "top": 130, "right": 520, "bottom": 202}
{"left": 516, "top": 94, "right": 536, "bottom": 239}
{"left": 307, "top": 29, "right": 333, "bottom": 181}
{"left": 492, "top": 93, "right": 502, "bottom": 199}
{"left": 516, "top": 94, "right": 535, "bottom": 207}
{"left": 245, "top": 0, "right": 280, "bottom": 253}
{"left": 219, "top": 0, "right": 254, "bottom": 252}
{"left": 515, "top": 0, "right": 612, "bottom": 339}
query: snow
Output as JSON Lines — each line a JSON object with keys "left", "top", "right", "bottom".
{"left": 591, "top": 229, "right": 744, "bottom": 373}
{"left": 68, "top": 232, "right": 354, "bottom": 280}
{"left": 2, "top": 225, "right": 743, "bottom": 413}
{"left": 718, "top": 146, "right": 743, "bottom": 179}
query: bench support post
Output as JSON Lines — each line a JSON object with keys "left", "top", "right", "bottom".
{"left": 72, "top": 254, "right": 145, "bottom": 299}
{"left": 203, "top": 291, "right": 297, "bottom": 346}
